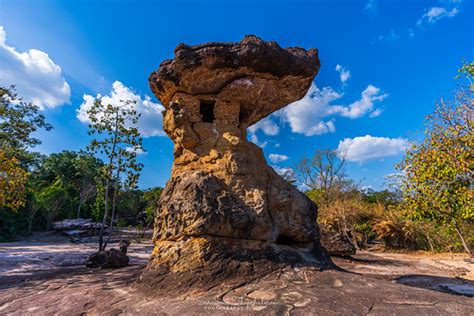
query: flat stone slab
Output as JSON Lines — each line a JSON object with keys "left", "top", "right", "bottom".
{"left": 0, "top": 238, "right": 472, "bottom": 315}
{"left": 0, "top": 265, "right": 472, "bottom": 315}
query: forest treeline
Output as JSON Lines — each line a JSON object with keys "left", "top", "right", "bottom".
{"left": 1, "top": 63, "right": 472, "bottom": 254}
{"left": 0, "top": 86, "right": 161, "bottom": 243}
{"left": 0, "top": 149, "right": 162, "bottom": 241}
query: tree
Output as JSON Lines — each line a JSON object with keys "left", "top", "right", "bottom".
{"left": 74, "top": 152, "right": 102, "bottom": 218}
{"left": 0, "top": 149, "right": 28, "bottom": 210}
{"left": 0, "top": 85, "right": 52, "bottom": 209}
{"left": 398, "top": 75, "right": 473, "bottom": 254}
{"left": 34, "top": 151, "right": 78, "bottom": 218}
{"left": 456, "top": 61, "right": 474, "bottom": 90}
{"left": 294, "top": 149, "right": 350, "bottom": 206}
{"left": 142, "top": 187, "right": 163, "bottom": 223}
{"left": 37, "top": 178, "right": 66, "bottom": 230}
{"left": 87, "top": 99, "right": 144, "bottom": 251}
{"left": 25, "top": 190, "right": 41, "bottom": 235}
{"left": 295, "top": 149, "right": 362, "bottom": 247}
{"left": 362, "top": 189, "right": 401, "bottom": 206}
{"left": 32, "top": 150, "right": 102, "bottom": 219}
{"left": 0, "top": 85, "right": 52, "bottom": 152}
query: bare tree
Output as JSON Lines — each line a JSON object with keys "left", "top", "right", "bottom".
{"left": 294, "top": 149, "right": 362, "bottom": 247}
{"left": 294, "top": 149, "right": 348, "bottom": 205}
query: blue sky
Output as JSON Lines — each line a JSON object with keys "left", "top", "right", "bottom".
{"left": 0, "top": 0, "right": 472, "bottom": 190}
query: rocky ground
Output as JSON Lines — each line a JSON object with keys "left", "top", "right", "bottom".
{"left": 0, "top": 232, "right": 472, "bottom": 315}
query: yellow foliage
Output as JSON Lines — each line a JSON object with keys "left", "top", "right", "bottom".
{"left": 0, "top": 150, "right": 28, "bottom": 210}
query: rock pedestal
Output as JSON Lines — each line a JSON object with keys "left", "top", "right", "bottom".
{"left": 142, "top": 36, "right": 331, "bottom": 290}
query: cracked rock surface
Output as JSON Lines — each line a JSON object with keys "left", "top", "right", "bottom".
{"left": 1, "top": 236, "right": 472, "bottom": 315}
{"left": 145, "top": 36, "right": 330, "bottom": 289}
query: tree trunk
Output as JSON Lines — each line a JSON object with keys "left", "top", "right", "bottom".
{"left": 27, "top": 207, "right": 37, "bottom": 235}
{"left": 98, "top": 177, "right": 110, "bottom": 251}
{"left": 104, "top": 178, "right": 119, "bottom": 250}
{"left": 28, "top": 219, "right": 33, "bottom": 235}
{"left": 98, "top": 110, "right": 120, "bottom": 251}
{"left": 424, "top": 231, "right": 435, "bottom": 254}
{"left": 76, "top": 197, "right": 83, "bottom": 219}
{"left": 453, "top": 220, "right": 471, "bottom": 255}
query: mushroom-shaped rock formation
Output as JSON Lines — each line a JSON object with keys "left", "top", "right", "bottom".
{"left": 142, "top": 36, "right": 331, "bottom": 291}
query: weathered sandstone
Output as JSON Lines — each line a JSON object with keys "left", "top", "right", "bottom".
{"left": 143, "top": 36, "right": 331, "bottom": 290}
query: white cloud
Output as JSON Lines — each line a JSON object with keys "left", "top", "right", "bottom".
{"left": 272, "top": 165, "right": 295, "bottom": 179}
{"left": 0, "top": 25, "right": 70, "bottom": 109}
{"left": 248, "top": 116, "right": 280, "bottom": 136}
{"left": 337, "top": 135, "right": 409, "bottom": 162}
{"left": 417, "top": 6, "right": 459, "bottom": 26}
{"left": 248, "top": 133, "right": 268, "bottom": 148}
{"left": 335, "top": 64, "right": 351, "bottom": 83}
{"left": 268, "top": 153, "right": 289, "bottom": 164}
{"left": 276, "top": 82, "right": 386, "bottom": 136}
{"left": 364, "top": 0, "right": 378, "bottom": 15}
{"left": 247, "top": 116, "right": 279, "bottom": 149}
{"left": 333, "top": 85, "right": 387, "bottom": 119}
{"left": 77, "top": 81, "right": 165, "bottom": 137}
{"left": 276, "top": 84, "right": 340, "bottom": 136}
{"left": 369, "top": 108, "right": 383, "bottom": 118}
{"left": 125, "top": 146, "right": 146, "bottom": 155}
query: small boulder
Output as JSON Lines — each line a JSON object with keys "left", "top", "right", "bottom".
{"left": 118, "top": 239, "right": 131, "bottom": 255}
{"left": 320, "top": 228, "right": 356, "bottom": 257}
{"left": 85, "top": 240, "right": 131, "bottom": 268}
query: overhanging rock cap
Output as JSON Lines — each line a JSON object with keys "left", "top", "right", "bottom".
{"left": 149, "top": 35, "right": 320, "bottom": 126}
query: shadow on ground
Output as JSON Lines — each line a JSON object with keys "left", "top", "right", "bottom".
{"left": 396, "top": 274, "right": 474, "bottom": 297}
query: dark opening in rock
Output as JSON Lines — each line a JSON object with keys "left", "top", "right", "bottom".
{"left": 200, "top": 101, "right": 215, "bottom": 123}
{"left": 238, "top": 107, "right": 246, "bottom": 124}
{"left": 276, "top": 235, "right": 298, "bottom": 245}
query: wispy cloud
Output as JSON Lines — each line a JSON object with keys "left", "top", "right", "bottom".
{"left": 377, "top": 29, "right": 399, "bottom": 42}
{"left": 417, "top": 6, "right": 459, "bottom": 26}
{"left": 248, "top": 133, "right": 268, "bottom": 148}
{"left": 335, "top": 64, "right": 351, "bottom": 83}
{"left": 364, "top": 0, "right": 378, "bottom": 16}
{"left": 376, "top": 1, "right": 462, "bottom": 42}
{"left": 268, "top": 153, "right": 289, "bottom": 164}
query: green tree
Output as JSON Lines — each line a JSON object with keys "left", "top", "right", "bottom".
{"left": 32, "top": 150, "right": 102, "bottom": 219}
{"left": 0, "top": 85, "right": 52, "bottom": 153}
{"left": 398, "top": 73, "right": 473, "bottom": 254}
{"left": 25, "top": 189, "right": 41, "bottom": 235}
{"left": 456, "top": 61, "right": 474, "bottom": 90}
{"left": 74, "top": 152, "right": 102, "bottom": 218}
{"left": 37, "top": 178, "right": 67, "bottom": 230}
{"left": 86, "top": 99, "right": 144, "bottom": 251}
{"left": 143, "top": 187, "right": 162, "bottom": 223}
{"left": 362, "top": 189, "right": 401, "bottom": 206}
